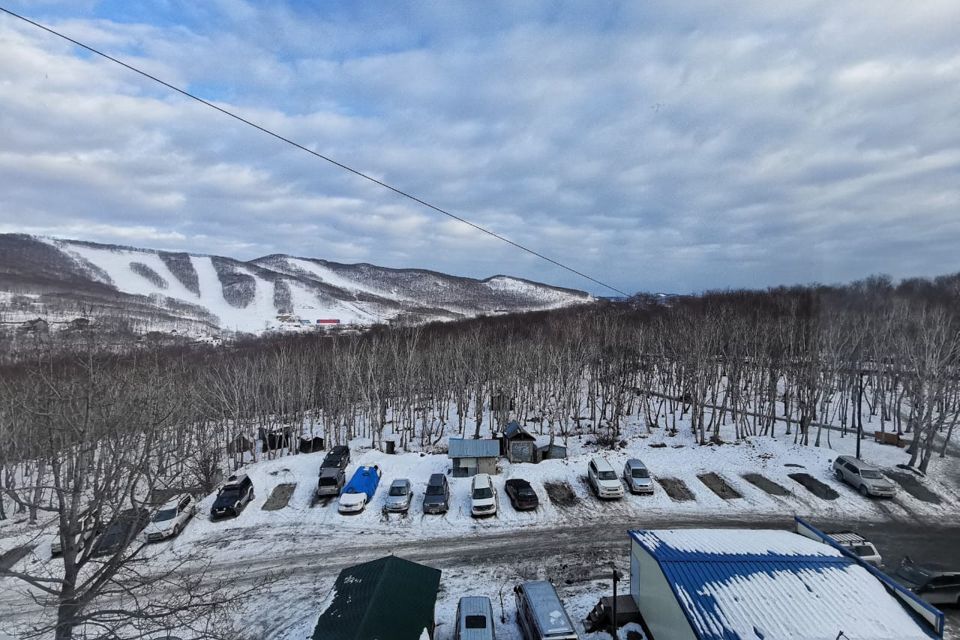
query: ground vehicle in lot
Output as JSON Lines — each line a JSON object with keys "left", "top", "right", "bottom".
{"left": 514, "top": 580, "right": 579, "bottom": 640}
{"left": 623, "top": 459, "right": 654, "bottom": 494}
{"left": 504, "top": 478, "right": 539, "bottom": 511}
{"left": 210, "top": 473, "right": 255, "bottom": 519}
{"left": 423, "top": 473, "right": 450, "bottom": 514}
{"left": 455, "top": 595, "right": 496, "bottom": 640}
{"left": 91, "top": 508, "right": 150, "bottom": 557}
{"left": 338, "top": 465, "right": 381, "bottom": 514}
{"left": 827, "top": 531, "right": 882, "bottom": 567}
{"left": 588, "top": 457, "right": 624, "bottom": 499}
{"left": 144, "top": 495, "right": 196, "bottom": 542}
{"left": 321, "top": 445, "right": 351, "bottom": 470}
{"left": 384, "top": 478, "right": 413, "bottom": 513}
{"left": 895, "top": 559, "right": 960, "bottom": 606}
{"left": 832, "top": 455, "right": 896, "bottom": 498}
{"left": 317, "top": 466, "right": 345, "bottom": 497}
{"left": 470, "top": 473, "right": 498, "bottom": 517}
{"left": 51, "top": 514, "right": 100, "bottom": 557}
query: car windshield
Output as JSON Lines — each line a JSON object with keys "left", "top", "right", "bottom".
{"left": 319, "top": 476, "right": 338, "bottom": 485}
{"left": 219, "top": 488, "right": 241, "bottom": 499}
{"left": 426, "top": 483, "right": 444, "bottom": 495}
{"left": 598, "top": 470, "right": 617, "bottom": 480}
{"left": 152, "top": 508, "right": 177, "bottom": 522}
{"left": 389, "top": 485, "right": 408, "bottom": 496}
{"left": 897, "top": 564, "right": 934, "bottom": 584}
{"left": 473, "top": 487, "right": 493, "bottom": 499}
{"left": 465, "top": 615, "right": 487, "bottom": 629}
{"left": 344, "top": 487, "right": 361, "bottom": 494}
{"left": 860, "top": 469, "right": 883, "bottom": 479}
{"left": 631, "top": 468, "right": 649, "bottom": 478}
{"left": 518, "top": 488, "right": 535, "bottom": 497}
{"left": 853, "top": 545, "right": 875, "bottom": 556}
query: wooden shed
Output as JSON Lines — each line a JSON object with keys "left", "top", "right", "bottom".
{"left": 448, "top": 438, "right": 500, "bottom": 477}
{"left": 503, "top": 421, "right": 538, "bottom": 463}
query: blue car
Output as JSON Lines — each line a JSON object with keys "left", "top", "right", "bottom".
{"left": 338, "top": 465, "right": 381, "bottom": 513}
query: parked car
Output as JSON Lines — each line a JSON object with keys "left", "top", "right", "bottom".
{"left": 317, "top": 466, "right": 346, "bottom": 498}
{"left": 210, "top": 473, "right": 255, "bottom": 519}
{"left": 338, "top": 465, "right": 382, "bottom": 514}
{"left": 144, "top": 494, "right": 196, "bottom": 542}
{"left": 384, "top": 478, "right": 413, "bottom": 513}
{"left": 623, "top": 459, "right": 654, "bottom": 495}
{"left": 504, "top": 479, "right": 539, "bottom": 511}
{"left": 51, "top": 514, "right": 100, "bottom": 557}
{"left": 455, "top": 596, "right": 496, "bottom": 640}
{"left": 894, "top": 558, "right": 960, "bottom": 606}
{"left": 91, "top": 508, "right": 150, "bottom": 557}
{"left": 588, "top": 457, "right": 624, "bottom": 499}
{"left": 514, "top": 581, "right": 579, "bottom": 640}
{"left": 832, "top": 455, "right": 896, "bottom": 498}
{"left": 827, "top": 531, "right": 883, "bottom": 567}
{"left": 321, "top": 445, "right": 351, "bottom": 470}
{"left": 423, "top": 473, "right": 450, "bottom": 514}
{"left": 471, "top": 473, "right": 498, "bottom": 517}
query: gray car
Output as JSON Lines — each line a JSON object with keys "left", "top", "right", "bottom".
{"left": 455, "top": 596, "right": 495, "bottom": 640}
{"left": 422, "top": 474, "right": 450, "bottom": 514}
{"left": 623, "top": 459, "right": 654, "bottom": 495}
{"left": 384, "top": 478, "right": 413, "bottom": 513}
{"left": 832, "top": 455, "right": 896, "bottom": 498}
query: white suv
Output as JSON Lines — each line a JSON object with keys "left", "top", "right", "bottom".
{"left": 471, "top": 473, "right": 498, "bottom": 517}
{"left": 588, "top": 458, "right": 624, "bottom": 499}
{"left": 144, "top": 494, "right": 196, "bottom": 542}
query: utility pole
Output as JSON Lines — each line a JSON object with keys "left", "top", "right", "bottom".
{"left": 856, "top": 370, "right": 864, "bottom": 460}
{"left": 610, "top": 565, "right": 622, "bottom": 638}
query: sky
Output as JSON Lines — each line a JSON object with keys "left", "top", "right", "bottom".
{"left": 0, "top": 1, "right": 958, "bottom": 295}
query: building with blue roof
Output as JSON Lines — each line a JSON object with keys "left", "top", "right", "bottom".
{"left": 448, "top": 438, "right": 500, "bottom": 477}
{"left": 628, "top": 521, "right": 942, "bottom": 640}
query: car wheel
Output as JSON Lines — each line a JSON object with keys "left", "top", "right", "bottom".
{"left": 835, "top": 470, "right": 843, "bottom": 481}
{"left": 173, "top": 524, "right": 181, "bottom": 536}
{"left": 859, "top": 485, "right": 869, "bottom": 497}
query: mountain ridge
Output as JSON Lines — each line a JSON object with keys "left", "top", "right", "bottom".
{"left": 0, "top": 234, "right": 592, "bottom": 337}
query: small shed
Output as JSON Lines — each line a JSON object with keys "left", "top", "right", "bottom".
{"left": 312, "top": 555, "right": 441, "bottom": 640}
{"left": 503, "top": 421, "right": 538, "bottom": 463}
{"left": 536, "top": 443, "right": 568, "bottom": 461}
{"left": 628, "top": 521, "right": 943, "bottom": 640}
{"left": 448, "top": 438, "right": 500, "bottom": 477}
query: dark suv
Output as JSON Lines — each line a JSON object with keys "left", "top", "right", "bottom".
{"left": 894, "top": 559, "right": 960, "bottom": 606}
{"left": 210, "top": 473, "right": 255, "bottom": 519}
{"left": 321, "top": 445, "right": 351, "bottom": 470}
{"left": 91, "top": 508, "right": 150, "bottom": 557}
{"left": 422, "top": 474, "right": 450, "bottom": 514}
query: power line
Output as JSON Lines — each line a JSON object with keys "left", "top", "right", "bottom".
{"left": 0, "top": 6, "right": 631, "bottom": 297}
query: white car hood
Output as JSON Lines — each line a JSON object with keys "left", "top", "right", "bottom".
{"left": 144, "top": 520, "right": 175, "bottom": 536}
{"left": 339, "top": 492, "right": 366, "bottom": 507}
{"left": 472, "top": 496, "right": 496, "bottom": 508}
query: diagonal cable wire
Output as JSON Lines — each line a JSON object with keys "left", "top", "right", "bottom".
{"left": 0, "top": 6, "right": 630, "bottom": 297}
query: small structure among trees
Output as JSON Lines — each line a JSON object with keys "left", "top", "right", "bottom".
{"left": 502, "top": 420, "right": 537, "bottom": 463}
{"left": 448, "top": 438, "right": 500, "bottom": 477}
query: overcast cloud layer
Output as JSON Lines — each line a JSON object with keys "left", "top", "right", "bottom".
{"left": 1, "top": 1, "right": 959, "bottom": 294}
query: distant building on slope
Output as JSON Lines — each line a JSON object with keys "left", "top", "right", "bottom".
{"left": 627, "top": 518, "right": 943, "bottom": 640}
{"left": 448, "top": 438, "right": 500, "bottom": 477}
{"left": 311, "top": 555, "right": 441, "bottom": 640}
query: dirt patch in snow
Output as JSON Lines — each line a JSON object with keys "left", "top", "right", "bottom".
{"left": 788, "top": 473, "right": 839, "bottom": 500}
{"left": 742, "top": 473, "right": 791, "bottom": 496}
{"left": 657, "top": 477, "right": 695, "bottom": 501}
{"left": 697, "top": 473, "right": 742, "bottom": 499}
{"left": 887, "top": 472, "right": 942, "bottom": 504}
{"left": 544, "top": 481, "right": 579, "bottom": 507}
{"left": 262, "top": 483, "right": 297, "bottom": 511}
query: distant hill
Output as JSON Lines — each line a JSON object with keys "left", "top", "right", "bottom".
{"left": 0, "top": 234, "right": 592, "bottom": 337}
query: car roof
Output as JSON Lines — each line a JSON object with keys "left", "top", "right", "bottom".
{"left": 625, "top": 458, "right": 647, "bottom": 467}
{"left": 223, "top": 473, "right": 249, "bottom": 487}
{"left": 390, "top": 478, "right": 410, "bottom": 486}
{"left": 458, "top": 595, "right": 493, "bottom": 616}
{"left": 159, "top": 494, "right": 191, "bottom": 509}
{"left": 505, "top": 478, "right": 531, "bottom": 487}
{"left": 472, "top": 473, "right": 492, "bottom": 487}
{"left": 591, "top": 457, "right": 616, "bottom": 471}
{"left": 427, "top": 473, "right": 446, "bottom": 484}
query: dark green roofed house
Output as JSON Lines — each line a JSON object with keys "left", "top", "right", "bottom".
{"left": 311, "top": 555, "right": 442, "bottom": 640}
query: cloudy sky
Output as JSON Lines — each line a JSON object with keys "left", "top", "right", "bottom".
{"left": 1, "top": 1, "right": 958, "bottom": 295}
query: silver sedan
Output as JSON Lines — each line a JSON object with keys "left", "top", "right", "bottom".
{"left": 383, "top": 478, "right": 413, "bottom": 513}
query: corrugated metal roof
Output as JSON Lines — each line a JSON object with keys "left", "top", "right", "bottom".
{"left": 630, "top": 529, "right": 935, "bottom": 640}
{"left": 312, "top": 555, "right": 441, "bottom": 640}
{"left": 448, "top": 438, "right": 500, "bottom": 458}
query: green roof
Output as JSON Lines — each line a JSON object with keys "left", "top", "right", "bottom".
{"left": 312, "top": 555, "right": 441, "bottom": 640}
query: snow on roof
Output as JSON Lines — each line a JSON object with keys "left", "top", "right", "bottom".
{"left": 629, "top": 529, "right": 935, "bottom": 640}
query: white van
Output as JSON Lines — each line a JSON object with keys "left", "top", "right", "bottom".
{"left": 471, "top": 473, "right": 498, "bottom": 517}
{"left": 588, "top": 457, "right": 624, "bottom": 499}
{"left": 515, "top": 581, "right": 579, "bottom": 640}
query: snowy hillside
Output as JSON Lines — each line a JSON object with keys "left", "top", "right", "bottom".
{"left": 0, "top": 234, "right": 592, "bottom": 336}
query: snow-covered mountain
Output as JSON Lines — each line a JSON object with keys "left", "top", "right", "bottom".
{"left": 0, "top": 234, "right": 592, "bottom": 336}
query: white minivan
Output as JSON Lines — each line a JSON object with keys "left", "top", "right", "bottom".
{"left": 588, "top": 457, "right": 624, "bottom": 499}
{"left": 471, "top": 473, "right": 498, "bottom": 517}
